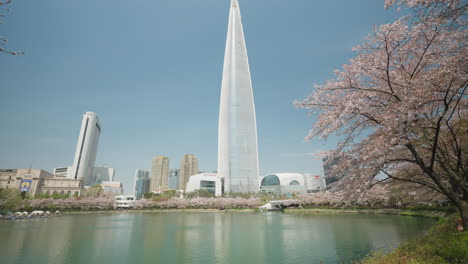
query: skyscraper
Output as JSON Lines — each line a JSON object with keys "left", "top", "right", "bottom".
{"left": 151, "top": 156, "right": 169, "bottom": 191}
{"left": 168, "top": 169, "right": 180, "bottom": 190}
{"left": 179, "top": 154, "right": 198, "bottom": 190}
{"left": 218, "top": 0, "right": 259, "bottom": 193}
{"left": 69, "top": 112, "right": 101, "bottom": 186}
{"left": 134, "top": 169, "right": 150, "bottom": 199}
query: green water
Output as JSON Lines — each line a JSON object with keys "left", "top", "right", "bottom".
{"left": 0, "top": 212, "right": 435, "bottom": 264}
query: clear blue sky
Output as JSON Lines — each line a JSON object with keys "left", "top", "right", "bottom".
{"left": 0, "top": 0, "right": 399, "bottom": 193}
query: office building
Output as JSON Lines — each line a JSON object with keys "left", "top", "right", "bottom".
{"left": 151, "top": 156, "right": 169, "bottom": 192}
{"left": 134, "top": 169, "right": 150, "bottom": 199}
{"left": 69, "top": 112, "right": 101, "bottom": 186}
{"left": 93, "top": 167, "right": 115, "bottom": 185}
{"left": 168, "top": 169, "right": 180, "bottom": 190}
{"left": 179, "top": 154, "right": 198, "bottom": 190}
{"left": 218, "top": 0, "right": 259, "bottom": 193}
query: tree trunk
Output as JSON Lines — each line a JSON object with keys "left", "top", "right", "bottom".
{"left": 457, "top": 200, "right": 468, "bottom": 232}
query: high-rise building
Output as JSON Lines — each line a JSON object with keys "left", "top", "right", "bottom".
{"left": 133, "top": 169, "right": 150, "bottom": 199}
{"left": 93, "top": 167, "right": 115, "bottom": 185}
{"left": 151, "top": 156, "right": 169, "bottom": 191}
{"left": 69, "top": 112, "right": 101, "bottom": 186}
{"left": 218, "top": 0, "right": 259, "bottom": 193}
{"left": 168, "top": 169, "right": 180, "bottom": 190}
{"left": 179, "top": 154, "right": 198, "bottom": 190}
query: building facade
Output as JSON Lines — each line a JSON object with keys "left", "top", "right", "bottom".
{"left": 218, "top": 0, "right": 259, "bottom": 193}
{"left": 168, "top": 169, "right": 179, "bottom": 190}
{"left": 0, "top": 169, "right": 18, "bottom": 189}
{"left": 101, "top": 181, "right": 123, "bottom": 195}
{"left": 185, "top": 173, "right": 223, "bottom": 196}
{"left": 1, "top": 168, "right": 84, "bottom": 197}
{"left": 150, "top": 156, "right": 169, "bottom": 192}
{"left": 40, "top": 176, "right": 84, "bottom": 197}
{"left": 134, "top": 169, "right": 150, "bottom": 199}
{"left": 179, "top": 154, "right": 198, "bottom": 190}
{"left": 69, "top": 112, "right": 101, "bottom": 186}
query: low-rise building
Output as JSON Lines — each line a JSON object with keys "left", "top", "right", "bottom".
{"left": 1, "top": 168, "right": 84, "bottom": 197}
{"left": 40, "top": 176, "right": 84, "bottom": 197}
{"left": 15, "top": 169, "right": 54, "bottom": 197}
{"left": 260, "top": 173, "right": 308, "bottom": 196}
{"left": 101, "top": 181, "right": 123, "bottom": 195}
{"left": 185, "top": 173, "right": 222, "bottom": 196}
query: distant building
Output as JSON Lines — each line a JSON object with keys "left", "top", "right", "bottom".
{"left": 0, "top": 169, "right": 18, "bottom": 189}
{"left": 40, "top": 176, "right": 84, "bottom": 197}
{"left": 260, "top": 173, "right": 307, "bottom": 196}
{"left": 322, "top": 157, "right": 343, "bottom": 185}
{"left": 151, "top": 156, "right": 169, "bottom": 192}
{"left": 179, "top": 154, "right": 198, "bottom": 190}
{"left": 259, "top": 173, "right": 326, "bottom": 196}
{"left": 185, "top": 173, "right": 222, "bottom": 196}
{"left": 53, "top": 167, "right": 72, "bottom": 177}
{"left": 304, "top": 174, "right": 326, "bottom": 193}
{"left": 1, "top": 168, "right": 84, "bottom": 196}
{"left": 101, "top": 181, "right": 123, "bottom": 195}
{"left": 69, "top": 112, "right": 101, "bottom": 186}
{"left": 15, "top": 169, "right": 54, "bottom": 197}
{"left": 53, "top": 166, "right": 114, "bottom": 186}
{"left": 133, "top": 169, "right": 150, "bottom": 199}
{"left": 114, "top": 195, "right": 136, "bottom": 209}
{"left": 168, "top": 169, "right": 179, "bottom": 190}
{"left": 93, "top": 167, "right": 115, "bottom": 185}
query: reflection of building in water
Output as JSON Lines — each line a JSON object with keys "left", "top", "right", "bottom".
{"left": 259, "top": 173, "right": 326, "bottom": 196}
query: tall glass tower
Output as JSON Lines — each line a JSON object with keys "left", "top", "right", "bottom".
{"left": 70, "top": 112, "right": 101, "bottom": 186}
{"left": 218, "top": 0, "right": 259, "bottom": 193}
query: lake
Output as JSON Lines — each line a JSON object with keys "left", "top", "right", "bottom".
{"left": 0, "top": 212, "right": 436, "bottom": 264}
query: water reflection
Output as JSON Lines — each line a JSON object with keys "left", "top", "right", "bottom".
{"left": 0, "top": 212, "right": 435, "bottom": 264}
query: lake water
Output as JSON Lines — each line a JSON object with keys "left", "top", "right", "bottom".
{"left": 0, "top": 212, "right": 435, "bottom": 264}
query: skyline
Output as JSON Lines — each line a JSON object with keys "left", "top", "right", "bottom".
{"left": 0, "top": 0, "right": 401, "bottom": 193}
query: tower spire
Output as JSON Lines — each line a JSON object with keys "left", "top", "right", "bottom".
{"left": 218, "top": 0, "right": 259, "bottom": 193}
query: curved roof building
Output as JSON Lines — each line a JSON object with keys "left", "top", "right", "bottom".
{"left": 260, "top": 173, "right": 326, "bottom": 195}
{"left": 218, "top": 0, "right": 259, "bottom": 193}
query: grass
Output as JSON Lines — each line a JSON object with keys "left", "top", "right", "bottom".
{"left": 360, "top": 214, "right": 468, "bottom": 264}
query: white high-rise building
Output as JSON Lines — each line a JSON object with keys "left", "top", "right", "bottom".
{"left": 218, "top": 0, "right": 259, "bottom": 193}
{"left": 69, "top": 112, "right": 101, "bottom": 186}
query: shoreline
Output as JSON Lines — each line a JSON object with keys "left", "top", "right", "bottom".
{"left": 58, "top": 207, "right": 451, "bottom": 219}
{"left": 284, "top": 208, "right": 449, "bottom": 219}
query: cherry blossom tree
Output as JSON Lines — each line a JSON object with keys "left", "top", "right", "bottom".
{"left": 296, "top": 0, "right": 467, "bottom": 229}
{"left": 0, "top": 0, "right": 22, "bottom": 55}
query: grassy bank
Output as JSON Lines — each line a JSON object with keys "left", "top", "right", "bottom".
{"left": 360, "top": 214, "right": 467, "bottom": 264}
{"left": 62, "top": 208, "right": 258, "bottom": 214}
{"left": 284, "top": 208, "right": 449, "bottom": 219}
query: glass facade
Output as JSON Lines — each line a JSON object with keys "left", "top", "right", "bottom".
{"left": 200, "top": 180, "right": 216, "bottom": 194}
{"left": 261, "top": 175, "right": 280, "bottom": 186}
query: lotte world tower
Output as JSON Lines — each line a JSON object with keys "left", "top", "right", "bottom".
{"left": 218, "top": 0, "right": 259, "bottom": 193}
